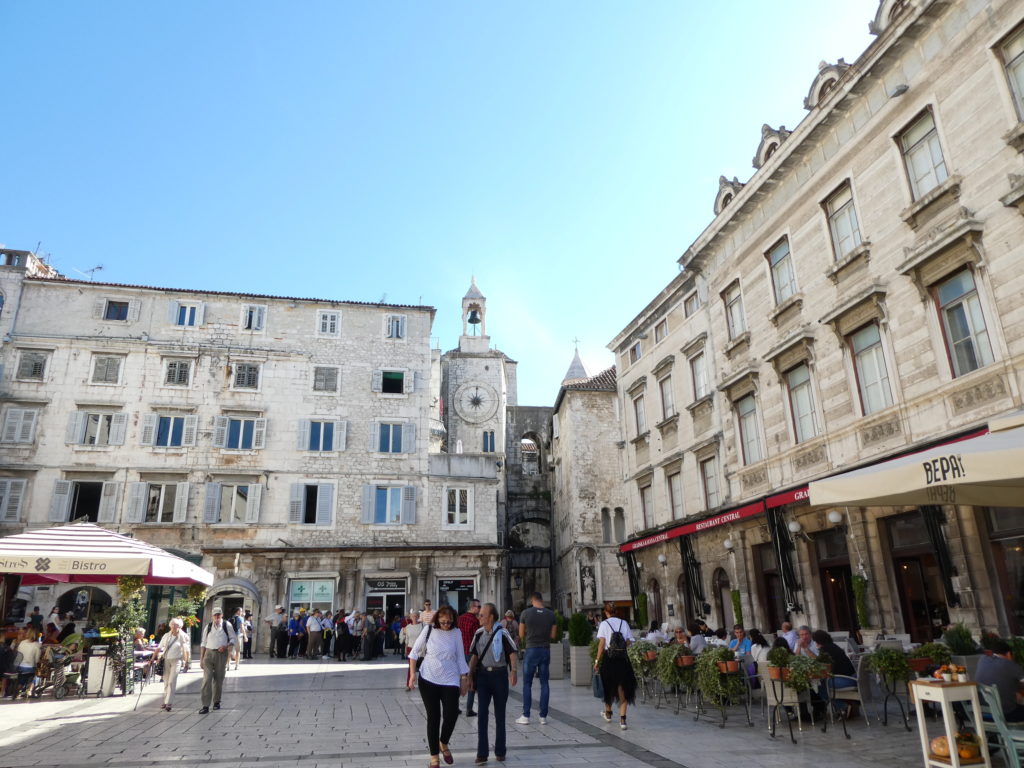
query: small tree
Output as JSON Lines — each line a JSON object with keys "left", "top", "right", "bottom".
{"left": 567, "top": 612, "right": 594, "bottom": 646}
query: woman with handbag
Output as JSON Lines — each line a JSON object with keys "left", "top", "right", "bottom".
{"left": 407, "top": 605, "right": 470, "bottom": 768}
{"left": 154, "top": 617, "right": 190, "bottom": 712}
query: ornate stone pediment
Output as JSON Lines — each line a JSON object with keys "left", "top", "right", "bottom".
{"left": 803, "top": 59, "right": 851, "bottom": 110}
{"left": 714, "top": 176, "right": 745, "bottom": 215}
{"left": 752, "top": 124, "right": 792, "bottom": 169}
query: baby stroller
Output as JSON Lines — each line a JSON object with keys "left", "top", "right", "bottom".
{"left": 33, "top": 644, "right": 84, "bottom": 700}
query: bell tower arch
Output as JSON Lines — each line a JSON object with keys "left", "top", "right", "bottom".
{"left": 460, "top": 277, "right": 489, "bottom": 353}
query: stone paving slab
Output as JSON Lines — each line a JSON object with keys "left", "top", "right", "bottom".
{"left": 0, "top": 655, "right": 940, "bottom": 768}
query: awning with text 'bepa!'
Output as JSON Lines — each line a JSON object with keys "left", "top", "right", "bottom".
{"left": 808, "top": 417, "right": 1024, "bottom": 509}
{"left": 0, "top": 522, "right": 214, "bottom": 586}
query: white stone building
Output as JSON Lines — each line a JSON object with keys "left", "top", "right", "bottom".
{"left": 0, "top": 258, "right": 502, "bottom": 637}
{"left": 609, "top": 0, "right": 1024, "bottom": 640}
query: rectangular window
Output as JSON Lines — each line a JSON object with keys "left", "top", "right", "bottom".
{"left": 16, "top": 351, "right": 47, "bottom": 381}
{"left": 667, "top": 471, "right": 683, "bottom": 520}
{"left": 723, "top": 283, "right": 746, "bottom": 340}
{"left": 104, "top": 300, "right": 129, "bottom": 321}
{"left": 212, "top": 416, "right": 266, "bottom": 450}
{"left": 313, "top": 366, "right": 339, "bottom": 392}
{"left": 228, "top": 418, "right": 259, "bottom": 449}
{"left": 218, "top": 483, "right": 250, "bottom": 523}
{"left": 684, "top": 291, "right": 701, "bottom": 317}
{"left": 145, "top": 483, "right": 179, "bottom": 523}
{"left": 785, "top": 363, "right": 818, "bottom": 443}
{"left": 1, "top": 408, "right": 38, "bottom": 444}
{"left": 654, "top": 319, "right": 668, "bottom": 343}
{"left": 91, "top": 355, "right": 123, "bottom": 384}
{"left": 242, "top": 304, "right": 266, "bottom": 331}
{"left": 318, "top": 311, "right": 340, "bottom": 336}
{"left": 700, "top": 456, "right": 720, "bottom": 509}
{"left": 287, "top": 482, "right": 333, "bottom": 526}
{"left": 233, "top": 363, "right": 260, "bottom": 389}
{"left": 639, "top": 484, "right": 653, "bottom": 529}
{"left": 0, "top": 478, "right": 27, "bottom": 522}
{"left": 446, "top": 488, "right": 470, "bottom": 527}
{"left": 690, "top": 352, "right": 708, "bottom": 400}
{"left": 374, "top": 486, "right": 404, "bottom": 524}
{"left": 379, "top": 423, "right": 404, "bottom": 453}
{"left": 386, "top": 314, "right": 406, "bottom": 339}
{"left": 659, "top": 375, "right": 675, "bottom": 419}
{"left": 768, "top": 238, "right": 797, "bottom": 304}
{"left": 155, "top": 416, "right": 187, "bottom": 447}
{"left": 736, "top": 394, "right": 763, "bottom": 464}
{"left": 1001, "top": 25, "right": 1024, "bottom": 118}
{"left": 825, "top": 184, "right": 862, "bottom": 260}
{"left": 382, "top": 370, "right": 404, "bottom": 393}
{"left": 850, "top": 324, "right": 893, "bottom": 415}
{"left": 482, "top": 430, "right": 495, "bottom": 452}
{"left": 308, "top": 420, "right": 335, "bottom": 451}
{"left": 175, "top": 304, "right": 198, "bottom": 327}
{"left": 900, "top": 110, "right": 948, "bottom": 200}
{"left": 936, "top": 269, "right": 994, "bottom": 377}
{"left": 165, "top": 360, "right": 191, "bottom": 386}
{"left": 70, "top": 411, "right": 128, "bottom": 447}
{"left": 633, "top": 394, "right": 647, "bottom": 435}
{"left": 629, "top": 341, "right": 642, "bottom": 364}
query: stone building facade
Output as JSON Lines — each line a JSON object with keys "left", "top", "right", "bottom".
{"left": 549, "top": 357, "right": 630, "bottom": 618}
{"left": 0, "top": 260, "right": 502, "bottom": 639}
{"left": 610, "top": 0, "right": 1024, "bottom": 640}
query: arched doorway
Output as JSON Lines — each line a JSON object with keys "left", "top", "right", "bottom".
{"left": 711, "top": 568, "right": 734, "bottom": 629}
{"left": 648, "top": 578, "right": 663, "bottom": 629}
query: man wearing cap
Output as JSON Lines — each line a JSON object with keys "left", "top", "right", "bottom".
{"left": 266, "top": 605, "right": 286, "bottom": 658}
{"left": 198, "top": 606, "right": 236, "bottom": 714}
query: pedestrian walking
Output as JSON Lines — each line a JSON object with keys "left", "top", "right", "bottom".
{"left": 500, "top": 610, "right": 518, "bottom": 639}
{"left": 458, "top": 599, "right": 481, "bottom": 716}
{"left": 334, "top": 611, "right": 351, "bottom": 661}
{"left": 593, "top": 601, "right": 636, "bottom": 730}
{"left": 306, "top": 609, "right": 323, "bottom": 659}
{"left": 468, "top": 603, "right": 518, "bottom": 765}
{"left": 287, "top": 611, "right": 305, "bottom": 658}
{"left": 419, "top": 599, "right": 435, "bottom": 625}
{"left": 242, "top": 611, "right": 254, "bottom": 659}
{"left": 516, "top": 592, "right": 557, "bottom": 725}
{"left": 198, "top": 607, "right": 236, "bottom": 714}
{"left": 321, "top": 610, "right": 334, "bottom": 658}
{"left": 230, "top": 607, "right": 246, "bottom": 669}
{"left": 270, "top": 605, "right": 288, "bottom": 658}
{"left": 400, "top": 610, "right": 423, "bottom": 658}
{"left": 155, "top": 617, "right": 190, "bottom": 712}
{"left": 407, "top": 605, "right": 470, "bottom": 768}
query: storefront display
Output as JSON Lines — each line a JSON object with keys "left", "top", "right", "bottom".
{"left": 364, "top": 578, "right": 407, "bottom": 623}
{"left": 437, "top": 578, "right": 475, "bottom": 614}
{"left": 289, "top": 579, "right": 334, "bottom": 615}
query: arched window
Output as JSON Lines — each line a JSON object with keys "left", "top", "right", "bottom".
{"left": 649, "top": 578, "right": 663, "bottom": 628}
{"left": 601, "top": 507, "right": 611, "bottom": 544}
{"left": 764, "top": 142, "right": 778, "bottom": 160}
{"left": 721, "top": 193, "right": 733, "bottom": 209}
{"left": 711, "top": 567, "right": 733, "bottom": 629}
{"left": 520, "top": 437, "right": 539, "bottom": 474}
{"left": 817, "top": 78, "right": 837, "bottom": 104}
{"left": 613, "top": 507, "right": 626, "bottom": 543}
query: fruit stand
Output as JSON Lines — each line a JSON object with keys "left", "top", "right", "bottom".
{"left": 908, "top": 680, "right": 992, "bottom": 768}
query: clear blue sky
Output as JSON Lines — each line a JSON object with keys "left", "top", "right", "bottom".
{"left": 1, "top": 1, "right": 876, "bottom": 406}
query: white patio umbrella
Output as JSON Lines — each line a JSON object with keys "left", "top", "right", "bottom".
{"left": 808, "top": 424, "right": 1024, "bottom": 508}
{"left": 0, "top": 522, "right": 213, "bottom": 586}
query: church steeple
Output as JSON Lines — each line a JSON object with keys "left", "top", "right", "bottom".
{"left": 562, "top": 348, "right": 588, "bottom": 383}
{"left": 460, "top": 277, "right": 490, "bottom": 353}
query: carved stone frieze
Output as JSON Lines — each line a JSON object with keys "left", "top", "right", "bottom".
{"left": 949, "top": 374, "right": 1007, "bottom": 415}
{"left": 859, "top": 417, "right": 902, "bottom": 447}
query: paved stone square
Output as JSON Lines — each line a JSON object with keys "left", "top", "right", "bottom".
{"left": 0, "top": 656, "right": 939, "bottom": 768}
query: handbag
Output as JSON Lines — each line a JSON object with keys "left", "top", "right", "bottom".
{"left": 592, "top": 671, "right": 605, "bottom": 699}
{"left": 415, "top": 626, "right": 433, "bottom": 671}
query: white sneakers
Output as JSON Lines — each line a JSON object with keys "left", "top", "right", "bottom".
{"left": 515, "top": 715, "right": 530, "bottom": 725}
{"left": 539, "top": 717, "right": 548, "bottom": 725}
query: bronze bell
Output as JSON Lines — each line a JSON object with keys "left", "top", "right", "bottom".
{"left": 467, "top": 310, "right": 481, "bottom": 325}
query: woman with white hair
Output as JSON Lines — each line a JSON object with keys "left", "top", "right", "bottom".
{"left": 154, "top": 618, "right": 190, "bottom": 711}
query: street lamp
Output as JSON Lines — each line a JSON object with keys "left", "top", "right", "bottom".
{"left": 615, "top": 552, "right": 628, "bottom": 572}
{"left": 657, "top": 554, "right": 668, "bottom": 566}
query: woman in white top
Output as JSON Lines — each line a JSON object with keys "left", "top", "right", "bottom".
{"left": 593, "top": 602, "right": 637, "bottom": 730}
{"left": 155, "top": 617, "right": 190, "bottom": 711}
{"left": 12, "top": 628, "right": 41, "bottom": 699}
{"left": 407, "top": 605, "right": 470, "bottom": 768}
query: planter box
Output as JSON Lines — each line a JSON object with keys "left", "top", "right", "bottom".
{"left": 549, "top": 641, "right": 565, "bottom": 680}
{"left": 569, "top": 645, "right": 591, "bottom": 686}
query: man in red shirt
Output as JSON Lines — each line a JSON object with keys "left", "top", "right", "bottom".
{"left": 457, "top": 599, "right": 481, "bottom": 716}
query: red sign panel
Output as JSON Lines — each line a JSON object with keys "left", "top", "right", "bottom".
{"left": 766, "top": 486, "right": 809, "bottom": 509}
{"left": 619, "top": 500, "right": 765, "bottom": 553}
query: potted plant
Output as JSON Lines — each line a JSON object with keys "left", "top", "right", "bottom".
{"left": 867, "top": 646, "right": 911, "bottom": 687}
{"left": 695, "top": 647, "right": 745, "bottom": 712}
{"left": 815, "top": 650, "right": 833, "bottom": 675}
{"left": 766, "top": 645, "right": 793, "bottom": 681}
{"left": 567, "top": 612, "right": 594, "bottom": 686}
{"left": 627, "top": 640, "right": 659, "bottom": 679}
{"left": 715, "top": 647, "right": 739, "bottom": 673}
{"left": 786, "top": 654, "right": 826, "bottom": 693}
{"left": 656, "top": 643, "right": 693, "bottom": 688}
{"left": 909, "top": 641, "right": 951, "bottom": 673}
{"left": 549, "top": 611, "right": 567, "bottom": 680}
{"left": 944, "top": 622, "right": 981, "bottom": 680}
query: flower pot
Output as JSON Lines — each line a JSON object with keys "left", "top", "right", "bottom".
{"left": 768, "top": 665, "right": 783, "bottom": 680}
{"left": 908, "top": 657, "right": 931, "bottom": 673}
{"left": 717, "top": 660, "right": 739, "bottom": 673}
{"left": 676, "top": 655, "right": 695, "bottom": 668}
{"left": 644, "top": 650, "right": 659, "bottom": 661}
{"left": 942, "top": 673, "right": 952, "bottom": 682}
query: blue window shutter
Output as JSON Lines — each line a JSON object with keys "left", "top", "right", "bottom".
{"left": 401, "top": 485, "right": 417, "bottom": 525}
{"left": 360, "top": 484, "right": 374, "bottom": 524}
{"left": 204, "top": 483, "right": 222, "bottom": 523}
{"left": 315, "top": 483, "right": 333, "bottom": 526}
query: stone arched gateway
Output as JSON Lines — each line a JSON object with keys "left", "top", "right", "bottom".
{"left": 204, "top": 576, "right": 263, "bottom": 647}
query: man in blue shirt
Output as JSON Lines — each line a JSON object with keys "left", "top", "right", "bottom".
{"left": 727, "top": 624, "right": 752, "bottom": 655}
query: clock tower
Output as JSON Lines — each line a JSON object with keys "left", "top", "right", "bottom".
{"left": 441, "top": 278, "right": 516, "bottom": 457}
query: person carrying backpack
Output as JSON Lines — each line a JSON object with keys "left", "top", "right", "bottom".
{"left": 592, "top": 601, "right": 636, "bottom": 730}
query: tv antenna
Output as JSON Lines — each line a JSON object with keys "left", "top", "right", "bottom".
{"left": 72, "top": 265, "right": 104, "bottom": 281}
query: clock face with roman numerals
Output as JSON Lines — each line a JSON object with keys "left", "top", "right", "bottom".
{"left": 454, "top": 381, "right": 499, "bottom": 423}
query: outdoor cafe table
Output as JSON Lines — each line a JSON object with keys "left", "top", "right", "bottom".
{"left": 908, "top": 680, "right": 992, "bottom": 768}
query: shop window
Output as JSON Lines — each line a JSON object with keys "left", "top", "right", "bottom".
{"left": 988, "top": 507, "right": 1024, "bottom": 635}
{"left": 288, "top": 579, "right": 334, "bottom": 617}
{"left": 57, "top": 587, "right": 111, "bottom": 623}
{"left": 934, "top": 269, "right": 994, "bottom": 377}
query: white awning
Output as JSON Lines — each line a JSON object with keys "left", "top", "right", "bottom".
{"left": 0, "top": 522, "right": 213, "bottom": 586}
{"left": 808, "top": 426, "right": 1024, "bottom": 508}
